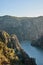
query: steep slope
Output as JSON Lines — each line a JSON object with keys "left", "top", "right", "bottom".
{"left": 0, "top": 15, "right": 43, "bottom": 41}
{"left": 31, "top": 35, "right": 43, "bottom": 49}
{"left": 0, "top": 30, "right": 37, "bottom": 65}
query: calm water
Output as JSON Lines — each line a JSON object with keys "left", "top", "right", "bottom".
{"left": 20, "top": 41, "right": 43, "bottom": 65}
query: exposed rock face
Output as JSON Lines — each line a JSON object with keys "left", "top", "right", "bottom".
{"left": 31, "top": 35, "right": 43, "bottom": 49}
{"left": 0, "top": 30, "right": 37, "bottom": 65}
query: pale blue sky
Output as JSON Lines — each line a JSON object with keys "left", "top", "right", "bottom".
{"left": 0, "top": 0, "right": 43, "bottom": 17}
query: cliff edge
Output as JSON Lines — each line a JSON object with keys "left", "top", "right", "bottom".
{"left": 0, "top": 30, "right": 37, "bottom": 65}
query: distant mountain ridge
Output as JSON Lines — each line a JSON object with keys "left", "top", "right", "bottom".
{"left": 0, "top": 15, "right": 43, "bottom": 41}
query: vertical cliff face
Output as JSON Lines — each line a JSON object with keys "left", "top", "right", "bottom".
{"left": 0, "top": 30, "right": 37, "bottom": 65}
{"left": 31, "top": 35, "right": 43, "bottom": 49}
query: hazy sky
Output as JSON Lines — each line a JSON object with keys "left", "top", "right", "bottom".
{"left": 0, "top": 0, "right": 43, "bottom": 17}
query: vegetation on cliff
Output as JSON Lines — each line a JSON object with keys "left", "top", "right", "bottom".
{"left": 0, "top": 30, "right": 37, "bottom": 65}
{"left": 0, "top": 15, "right": 43, "bottom": 41}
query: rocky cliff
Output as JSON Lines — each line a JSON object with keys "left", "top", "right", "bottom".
{"left": 0, "top": 30, "right": 37, "bottom": 65}
{"left": 31, "top": 35, "right": 43, "bottom": 49}
{"left": 0, "top": 15, "right": 43, "bottom": 41}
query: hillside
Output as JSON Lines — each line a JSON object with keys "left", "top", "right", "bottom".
{"left": 31, "top": 35, "right": 43, "bottom": 49}
{"left": 0, "top": 30, "right": 37, "bottom": 65}
{"left": 0, "top": 15, "right": 43, "bottom": 41}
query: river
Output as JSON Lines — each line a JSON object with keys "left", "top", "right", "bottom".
{"left": 20, "top": 41, "right": 43, "bottom": 65}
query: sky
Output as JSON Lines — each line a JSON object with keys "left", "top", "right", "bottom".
{"left": 0, "top": 0, "right": 43, "bottom": 17}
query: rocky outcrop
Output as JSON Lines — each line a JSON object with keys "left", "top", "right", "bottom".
{"left": 0, "top": 41, "right": 19, "bottom": 65}
{"left": 0, "top": 30, "right": 37, "bottom": 65}
{"left": 31, "top": 36, "right": 43, "bottom": 49}
{"left": 0, "top": 30, "right": 10, "bottom": 44}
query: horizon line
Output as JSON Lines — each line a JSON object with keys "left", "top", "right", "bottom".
{"left": 0, "top": 15, "right": 43, "bottom": 18}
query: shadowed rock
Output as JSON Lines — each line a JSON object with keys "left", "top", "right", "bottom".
{"left": 8, "top": 34, "right": 37, "bottom": 65}
{"left": 31, "top": 35, "right": 43, "bottom": 49}
{"left": 0, "top": 30, "right": 37, "bottom": 65}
